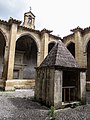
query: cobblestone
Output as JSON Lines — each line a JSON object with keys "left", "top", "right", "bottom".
{"left": 0, "top": 89, "right": 89, "bottom": 120}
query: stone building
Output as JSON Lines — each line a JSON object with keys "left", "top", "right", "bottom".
{"left": 0, "top": 10, "right": 59, "bottom": 90}
{"left": 0, "top": 9, "right": 89, "bottom": 90}
{"left": 63, "top": 27, "right": 90, "bottom": 90}
{"left": 35, "top": 40, "right": 86, "bottom": 109}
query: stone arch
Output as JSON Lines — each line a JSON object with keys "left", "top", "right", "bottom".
{"left": 14, "top": 34, "right": 38, "bottom": 79}
{"left": 85, "top": 38, "right": 90, "bottom": 81}
{"left": 66, "top": 41, "right": 75, "bottom": 57}
{"left": 83, "top": 37, "right": 90, "bottom": 53}
{"left": 16, "top": 33, "right": 40, "bottom": 52}
{"left": 65, "top": 40, "right": 75, "bottom": 47}
{"left": 0, "top": 29, "right": 6, "bottom": 78}
{"left": 48, "top": 41, "right": 56, "bottom": 53}
{"left": 0, "top": 28, "right": 7, "bottom": 44}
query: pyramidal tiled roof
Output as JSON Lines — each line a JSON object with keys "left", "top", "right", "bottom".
{"left": 40, "top": 40, "right": 79, "bottom": 68}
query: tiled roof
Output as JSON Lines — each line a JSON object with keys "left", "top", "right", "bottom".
{"left": 40, "top": 40, "right": 79, "bottom": 68}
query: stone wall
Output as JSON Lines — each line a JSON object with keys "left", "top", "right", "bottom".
{"left": 35, "top": 68, "right": 63, "bottom": 109}
{"left": 35, "top": 68, "right": 55, "bottom": 106}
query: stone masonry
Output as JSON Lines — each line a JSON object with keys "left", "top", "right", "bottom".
{"left": 0, "top": 10, "right": 89, "bottom": 90}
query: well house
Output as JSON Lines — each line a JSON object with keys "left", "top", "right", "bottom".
{"left": 35, "top": 40, "right": 86, "bottom": 109}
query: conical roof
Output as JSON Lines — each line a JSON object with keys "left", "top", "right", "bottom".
{"left": 40, "top": 40, "right": 79, "bottom": 68}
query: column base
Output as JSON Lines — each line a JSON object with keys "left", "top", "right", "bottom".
{"left": 5, "top": 79, "right": 35, "bottom": 91}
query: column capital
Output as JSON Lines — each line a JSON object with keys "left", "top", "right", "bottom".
{"left": 71, "top": 26, "right": 83, "bottom": 33}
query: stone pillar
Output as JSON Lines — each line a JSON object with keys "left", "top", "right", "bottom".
{"left": 43, "top": 32, "right": 49, "bottom": 59}
{"left": 41, "top": 29, "right": 51, "bottom": 62}
{"left": 42, "top": 68, "right": 46, "bottom": 104}
{"left": 46, "top": 69, "right": 49, "bottom": 105}
{"left": 54, "top": 70, "right": 62, "bottom": 109}
{"left": 35, "top": 68, "right": 42, "bottom": 102}
{"left": 49, "top": 68, "right": 54, "bottom": 106}
{"left": 7, "top": 19, "right": 21, "bottom": 80}
{"left": 2, "top": 46, "right": 9, "bottom": 80}
{"left": 37, "top": 51, "right": 41, "bottom": 66}
{"left": 30, "top": 17, "right": 35, "bottom": 29}
{"left": 7, "top": 23, "right": 17, "bottom": 79}
{"left": 83, "top": 52, "right": 87, "bottom": 68}
{"left": 35, "top": 69, "right": 39, "bottom": 99}
{"left": 80, "top": 71, "right": 86, "bottom": 104}
{"left": 71, "top": 27, "right": 84, "bottom": 67}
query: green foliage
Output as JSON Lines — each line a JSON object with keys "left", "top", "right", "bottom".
{"left": 48, "top": 106, "right": 55, "bottom": 120}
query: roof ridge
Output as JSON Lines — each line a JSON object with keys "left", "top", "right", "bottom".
{"left": 54, "top": 42, "right": 59, "bottom": 65}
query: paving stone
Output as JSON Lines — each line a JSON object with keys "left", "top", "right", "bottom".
{"left": 0, "top": 90, "right": 89, "bottom": 120}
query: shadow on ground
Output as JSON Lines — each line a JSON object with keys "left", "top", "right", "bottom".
{"left": 9, "top": 97, "right": 48, "bottom": 110}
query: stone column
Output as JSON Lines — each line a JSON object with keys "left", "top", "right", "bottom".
{"left": 71, "top": 27, "right": 84, "bottom": 67}
{"left": 7, "top": 19, "right": 21, "bottom": 80}
{"left": 2, "top": 46, "right": 9, "bottom": 80}
{"left": 37, "top": 51, "right": 41, "bottom": 66}
{"left": 35, "top": 68, "right": 39, "bottom": 99}
{"left": 43, "top": 32, "right": 49, "bottom": 59}
{"left": 41, "top": 29, "right": 51, "bottom": 62}
{"left": 49, "top": 68, "right": 54, "bottom": 106}
{"left": 35, "top": 68, "right": 42, "bottom": 102}
{"left": 83, "top": 52, "right": 87, "bottom": 68}
{"left": 80, "top": 71, "right": 86, "bottom": 104}
{"left": 41, "top": 68, "right": 46, "bottom": 104}
{"left": 30, "top": 18, "right": 35, "bottom": 29}
{"left": 7, "top": 23, "right": 17, "bottom": 79}
{"left": 54, "top": 70, "right": 62, "bottom": 109}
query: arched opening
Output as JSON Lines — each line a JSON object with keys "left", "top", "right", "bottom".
{"left": 87, "top": 40, "right": 90, "bottom": 81}
{"left": 14, "top": 35, "right": 38, "bottom": 79}
{"left": 48, "top": 42, "right": 55, "bottom": 53}
{"left": 67, "top": 42, "right": 75, "bottom": 57}
{"left": 0, "top": 31, "right": 6, "bottom": 78}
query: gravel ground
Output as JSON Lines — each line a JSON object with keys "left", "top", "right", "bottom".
{"left": 0, "top": 89, "right": 90, "bottom": 120}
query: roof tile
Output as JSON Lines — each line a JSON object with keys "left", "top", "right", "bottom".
{"left": 40, "top": 40, "right": 79, "bottom": 68}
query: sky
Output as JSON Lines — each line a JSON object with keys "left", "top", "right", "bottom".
{"left": 0, "top": 0, "right": 90, "bottom": 37}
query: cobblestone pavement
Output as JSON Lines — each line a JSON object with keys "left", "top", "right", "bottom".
{"left": 0, "top": 89, "right": 90, "bottom": 120}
